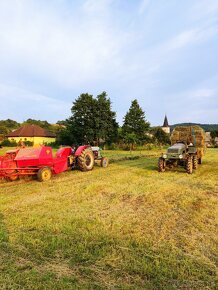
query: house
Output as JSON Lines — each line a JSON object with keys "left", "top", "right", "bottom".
{"left": 7, "top": 124, "right": 56, "bottom": 146}
{"left": 162, "top": 115, "right": 170, "bottom": 134}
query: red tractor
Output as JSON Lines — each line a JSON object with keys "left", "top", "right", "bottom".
{"left": 0, "top": 145, "right": 108, "bottom": 182}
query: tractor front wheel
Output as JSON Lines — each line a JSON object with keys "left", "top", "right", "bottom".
{"left": 37, "top": 167, "right": 52, "bottom": 182}
{"left": 198, "top": 158, "right": 202, "bottom": 164}
{"left": 101, "top": 157, "right": 109, "bottom": 168}
{"left": 186, "top": 156, "right": 193, "bottom": 174}
{"left": 78, "top": 148, "right": 94, "bottom": 172}
{"left": 158, "top": 157, "right": 166, "bottom": 172}
{"left": 193, "top": 155, "right": 198, "bottom": 169}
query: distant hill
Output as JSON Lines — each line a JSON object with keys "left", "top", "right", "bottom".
{"left": 170, "top": 123, "right": 218, "bottom": 132}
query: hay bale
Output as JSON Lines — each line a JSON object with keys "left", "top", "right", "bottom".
{"left": 170, "top": 125, "right": 205, "bottom": 150}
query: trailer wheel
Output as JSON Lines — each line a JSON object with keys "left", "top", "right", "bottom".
{"left": 198, "top": 158, "right": 202, "bottom": 164}
{"left": 6, "top": 175, "right": 19, "bottom": 182}
{"left": 186, "top": 156, "right": 193, "bottom": 174}
{"left": 37, "top": 167, "right": 52, "bottom": 182}
{"left": 101, "top": 157, "right": 109, "bottom": 168}
{"left": 158, "top": 157, "right": 166, "bottom": 172}
{"left": 78, "top": 148, "right": 94, "bottom": 172}
{"left": 193, "top": 155, "right": 198, "bottom": 169}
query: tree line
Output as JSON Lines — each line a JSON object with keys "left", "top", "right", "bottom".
{"left": 0, "top": 91, "right": 172, "bottom": 148}
{"left": 58, "top": 91, "right": 170, "bottom": 148}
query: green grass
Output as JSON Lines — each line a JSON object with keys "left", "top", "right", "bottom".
{"left": 0, "top": 148, "right": 217, "bottom": 289}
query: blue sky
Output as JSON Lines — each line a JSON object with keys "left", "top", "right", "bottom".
{"left": 0, "top": 0, "right": 218, "bottom": 125}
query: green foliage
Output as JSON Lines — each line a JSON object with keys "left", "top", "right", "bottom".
{"left": 210, "top": 130, "right": 218, "bottom": 139}
{"left": 22, "top": 118, "right": 54, "bottom": 131}
{"left": 0, "top": 126, "right": 9, "bottom": 135}
{"left": 152, "top": 127, "right": 170, "bottom": 145}
{"left": 60, "top": 92, "right": 118, "bottom": 145}
{"left": 0, "top": 139, "right": 17, "bottom": 147}
{"left": 122, "top": 99, "right": 150, "bottom": 147}
{"left": 171, "top": 123, "right": 218, "bottom": 132}
{"left": 24, "top": 140, "right": 33, "bottom": 146}
{"left": 0, "top": 119, "right": 19, "bottom": 135}
{"left": 95, "top": 92, "right": 119, "bottom": 144}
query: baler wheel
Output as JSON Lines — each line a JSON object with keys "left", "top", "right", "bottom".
{"left": 158, "top": 157, "right": 166, "bottom": 172}
{"left": 186, "top": 156, "right": 193, "bottom": 174}
{"left": 78, "top": 148, "right": 94, "bottom": 172}
{"left": 193, "top": 155, "right": 198, "bottom": 169}
{"left": 37, "top": 167, "right": 52, "bottom": 182}
{"left": 101, "top": 157, "right": 109, "bottom": 168}
{"left": 6, "top": 175, "right": 19, "bottom": 182}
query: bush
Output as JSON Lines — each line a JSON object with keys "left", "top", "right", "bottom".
{"left": 45, "top": 141, "right": 59, "bottom": 148}
{"left": 0, "top": 139, "right": 17, "bottom": 147}
{"left": 24, "top": 141, "right": 33, "bottom": 146}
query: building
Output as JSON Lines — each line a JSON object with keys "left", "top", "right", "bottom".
{"left": 7, "top": 124, "right": 56, "bottom": 146}
{"left": 205, "top": 132, "right": 218, "bottom": 147}
{"left": 162, "top": 115, "right": 170, "bottom": 134}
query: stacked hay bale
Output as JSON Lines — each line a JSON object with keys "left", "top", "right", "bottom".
{"left": 171, "top": 125, "right": 206, "bottom": 158}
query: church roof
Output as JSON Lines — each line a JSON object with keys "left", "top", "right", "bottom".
{"left": 7, "top": 124, "right": 56, "bottom": 138}
{"left": 162, "top": 115, "right": 169, "bottom": 127}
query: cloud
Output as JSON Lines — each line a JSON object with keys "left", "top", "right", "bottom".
{"left": 138, "top": 0, "right": 150, "bottom": 15}
{"left": 0, "top": 83, "right": 71, "bottom": 122}
{"left": 0, "top": 0, "right": 125, "bottom": 89}
{"left": 0, "top": 0, "right": 217, "bottom": 125}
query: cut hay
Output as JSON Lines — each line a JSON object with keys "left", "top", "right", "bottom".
{"left": 170, "top": 126, "right": 206, "bottom": 157}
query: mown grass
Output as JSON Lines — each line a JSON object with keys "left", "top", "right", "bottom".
{"left": 0, "top": 148, "right": 217, "bottom": 289}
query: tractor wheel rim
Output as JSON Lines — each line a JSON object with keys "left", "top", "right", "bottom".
{"left": 85, "top": 156, "right": 91, "bottom": 166}
{"left": 42, "top": 171, "right": 50, "bottom": 180}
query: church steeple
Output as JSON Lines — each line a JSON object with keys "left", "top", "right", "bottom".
{"left": 163, "top": 115, "right": 169, "bottom": 127}
{"left": 162, "top": 115, "right": 170, "bottom": 134}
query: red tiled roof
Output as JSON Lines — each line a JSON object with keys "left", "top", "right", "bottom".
{"left": 7, "top": 124, "right": 56, "bottom": 138}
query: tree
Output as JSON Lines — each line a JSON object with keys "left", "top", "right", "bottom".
{"left": 210, "top": 130, "right": 218, "bottom": 146}
{"left": 22, "top": 119, "right": 52, "bottom": 130}
{"left": 60, "top": 92, "right": 118, "bottom": 145}
{"left": 152, "top": 127, "right": 170, "bottom": 145}
{"left": 122, "top": 99, "right": 150, "bottom": 147}
{"left": 94, "top": 92, "right": 118, "bottom": 144}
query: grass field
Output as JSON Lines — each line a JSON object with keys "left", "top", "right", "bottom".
{"left": 0, "top": 147, "right": 217, "bottom": 289}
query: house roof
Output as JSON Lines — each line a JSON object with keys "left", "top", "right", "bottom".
{"left": 7, "top": 124, "right": 56, "bottom": 138}
{"left": 162, "top": 115, "right": 169, "bottom": 127}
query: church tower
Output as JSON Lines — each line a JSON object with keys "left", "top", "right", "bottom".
{"left": 162, "top": 115, "right": 170, "bottom": 134}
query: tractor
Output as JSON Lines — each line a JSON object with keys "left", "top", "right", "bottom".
{"left": 0, "top": 145, "right": 108, "bottom": 182}
{"left": 158, "top": 125, "right": 205, "bottom": 174}
{"left": 158, "top": 141, "right": 198, "bottom": 174}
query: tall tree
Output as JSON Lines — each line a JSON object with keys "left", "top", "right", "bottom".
{"left": 61, "top": 92, "right": 118, "bottom": 145}
{"left": 95, "top": 92, "right": 118, "bottom": 144}
{"left": 122, "top": 99, "right": 150, "bottom": 146}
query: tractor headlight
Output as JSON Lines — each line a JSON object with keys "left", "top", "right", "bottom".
{"left": 163, "top": 154, "right": 167, "bottom": 159}
{"left": 179, "top": 154, "right": 183, "bottom": 159}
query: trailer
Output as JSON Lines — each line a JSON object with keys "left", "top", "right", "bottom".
{"left": 0, "top": 145, "right": 108, "bottom": 182}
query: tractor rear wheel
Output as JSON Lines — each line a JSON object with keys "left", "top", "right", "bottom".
{"left": 158, "top": 157, "right": 166, "bottom": 172}
{"left": 193, "top": 155, "right": 198, "bottom": 169}
{"left": 78, "top": 148, "right": 94, "bottom": 172}
{"left": 37, "top": 167, "right": 52, "bottom": 182}
{"left": 186, "top": 156, "right": 193, "bottom": 174}
{"left": 101, "top": 157, "right": 109, "bottom": 168}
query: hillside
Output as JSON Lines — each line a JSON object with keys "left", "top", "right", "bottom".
{"left": 170, "top": 123, "right": 218, "bottom": 132}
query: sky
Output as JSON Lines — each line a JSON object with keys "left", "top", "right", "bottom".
{"left": 0, "top": 0, "right": 218, "bottom": 126}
